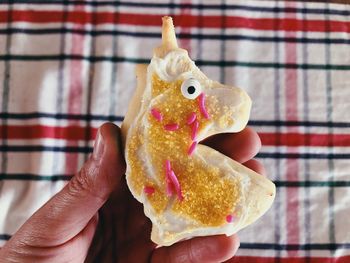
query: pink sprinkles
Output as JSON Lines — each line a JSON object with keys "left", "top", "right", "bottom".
{"left": 144, "top": 186, "right": 155, "bottom": 195}
{"left": 188, "top": 141, "right": 198, "bottom": 156}
{"left": 169, "top": 170, "right": 184, "bottom": 201}
{"left": 150, "top": 108, "right": 163, "bottom": 122}
{"left": 187, "top": 112, "right": 197, "bottom": 125}
{"left": 198, "top": 93, "right": 210, "bottom": 119}
{"left": 191, "top": 120, "right": 199, "bottom": 140}
{"left": 164, "top": 123, "right": 179, "bottom": 131}
{"left": 164, "top": 160, "right": 184, "bottom": 201}
{"left": 226, "top": 214, "right": 235, "bottom": 223}
{"left": 165, "top": 160, "right": 171, "bottom": 173}
{"left": 165, "top": 160, "right": 173, "bottom": 196}
{"left": 166, "top": 180, "right": 174, "bottom": 196}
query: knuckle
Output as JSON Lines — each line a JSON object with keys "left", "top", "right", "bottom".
{"left": 67, "top": 160, "right": 104, "bottom": 202}
{"left": 69, "top": 166, "right": 93, "bottom": 196}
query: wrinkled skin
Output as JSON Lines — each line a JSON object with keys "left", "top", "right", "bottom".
{"left": 0, "top": 123, "right": 265, "bottom": 263}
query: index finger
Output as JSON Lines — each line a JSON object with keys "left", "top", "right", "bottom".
{"left": 202, "top": 127, "right": 262, "bottom": 164}
{"left": 152, "top": 234, "right": 240, "bottom": 263}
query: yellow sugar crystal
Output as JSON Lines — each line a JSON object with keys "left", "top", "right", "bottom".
{"left": 127, "top": 74, "right": 240, "bottom": 226}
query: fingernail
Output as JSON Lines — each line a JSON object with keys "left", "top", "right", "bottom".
{"left": 93, "top": 129, "right": 105, "bottom": 161}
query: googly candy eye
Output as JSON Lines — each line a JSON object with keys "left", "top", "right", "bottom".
{"left": 180, "top": 78, "right": 202, "bottom": 100}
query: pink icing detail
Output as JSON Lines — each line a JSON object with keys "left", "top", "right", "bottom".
{"left": 164, "top": 160, "right": 183, "bottom": 200}
{"left": 164, "top": 123, "right": 179, "bottom": 131}
{"left": 150, "top": 108, "right": 163, "bottom": 121}
{"left": 165, "top": 160, "right": 173, "bottom": 196}
{"left": 188, "top": 141, "right": 198, "bottom": 156}
{"left": 187, "top": 112, "right": 197, "bottom": 125}
{"left": 166, "top": 181, "right": 173, "bottom": 196}
{"left": 169, "top": 170, "right": 184, "bottom": 201}
{"left": 198, "top": 93, "right": 210, "bottom": 119}
{"left": 226, "top": 214, "right": 234, "bottom": 223}
{"left": 144, "top": 186, "right": 155, "bottom": 195}
{"left": 165, "top": 160, "right": 171, "bottom": 173}
{"left": 191, "top": 120, "right": 199, "bottom": 140}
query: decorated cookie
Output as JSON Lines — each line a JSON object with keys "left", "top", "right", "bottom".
{"left": 122, "top": 16, "right": 276, "bottom": 246}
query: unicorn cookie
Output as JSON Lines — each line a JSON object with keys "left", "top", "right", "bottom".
{"left": 122, "top": 16, "right": 276, "bottom": 246}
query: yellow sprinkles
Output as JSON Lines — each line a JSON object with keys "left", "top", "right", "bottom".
{"left": 127, "top": 74, "right": 240, "bottom": 226}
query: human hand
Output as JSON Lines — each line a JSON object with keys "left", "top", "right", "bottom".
{"left": 0, "top": 123, "right": 264, "bottom": 263}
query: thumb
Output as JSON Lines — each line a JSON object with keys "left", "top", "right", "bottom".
{"left": 5, "top": 123, "right": 125, "bottom": 249}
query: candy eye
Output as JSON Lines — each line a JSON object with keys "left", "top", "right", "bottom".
{"left": 180, "top": 78, "right": 202, "bottom": 100}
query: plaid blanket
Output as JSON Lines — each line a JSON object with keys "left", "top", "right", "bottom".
{"left": 0, "top": 1, "right": 349, "bottom": 262}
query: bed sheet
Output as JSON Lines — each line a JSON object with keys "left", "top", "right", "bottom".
{"left": 0, "top": 1, "right": 349, "bottom": 262}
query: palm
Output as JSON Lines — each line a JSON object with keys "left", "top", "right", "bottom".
{"left": 86, "top": 177, "right": 154, "bottom": 263}
{"left": 86, "top": 127, "right": 264, "bottom": 263}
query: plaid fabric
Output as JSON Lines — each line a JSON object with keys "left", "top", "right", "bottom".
{"left": 0, "top": 0, "right": 350, "bottom": 262}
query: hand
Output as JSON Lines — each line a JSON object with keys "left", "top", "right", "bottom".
{"left": 0, "top": 123, "right": 264, "bottom": 263}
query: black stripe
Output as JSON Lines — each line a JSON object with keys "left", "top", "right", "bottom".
{"left": 0, "top": 54, "right": 349, "bottom": 70}
{"left": 0, "top": 1, "right": 348, "bottom": 16}
{"left": 240, "top": 242, "right": 350, "bottom": 251}
{"left": 275, "top": 181, "right": 350, "bottom": 187}
{"left": 0, "top": 54, "right": 149, "bottom": 63}
{"left": 0, "top": 173, "right": 72, "bottom": 181}
{"left": 0, "top": 234, "right": 11, "bottom": 241}
{"left": 1, "top": 28, "right": 349, "bottom": 45}
{"left": 0, "top": 112, "right": 350, "bottom": 128}
{"left": 0, "top": 112, "right": 124, "bottom": 121}
{"left": 0, "top": 145, "right": 93, "bottom": 153}
{"left": 249, "top": 120, "right": 350, "bottom": 128}
{"left": 257, "top": 152, "right": 350, "bottom": 159}
{"left": 0, "top": 146, "right": 349, "bottom": 159}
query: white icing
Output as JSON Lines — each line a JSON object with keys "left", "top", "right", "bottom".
{"left": 125, "top": 49, "right": 275, "bottom": 246}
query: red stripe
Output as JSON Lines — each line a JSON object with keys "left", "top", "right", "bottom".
{"left": 284, "top": 2, "right": 299, "bottom": 257}
{"left": 0, "top": 125, "right": 349, "bottom": 147}
{"left": 229, "top": 255, "right": 350, "bottom": 263}
{"left": 0, "top": 11, "right": 349, "bottom": 33}
{"left": 0, "top": 125, "right": 97, "bottom": 140}
{"left": 260, "top": 132, "right": 350, "bottom": 147}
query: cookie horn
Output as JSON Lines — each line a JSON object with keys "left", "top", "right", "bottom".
{"left": 154, "top": 16, "right": 179, "bottom": 57}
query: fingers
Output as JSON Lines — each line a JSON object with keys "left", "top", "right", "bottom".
{"left": 152, "top": 235, "right": 240, "bottom": 263}
{"left": 243, "top": 159, "right": 266, "bottom": 176}
{"left": 13, "top": 123, "right": 126, "bottom": 247}
{"left": 203, "top": 127, "right": 261, "bottom": 164}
